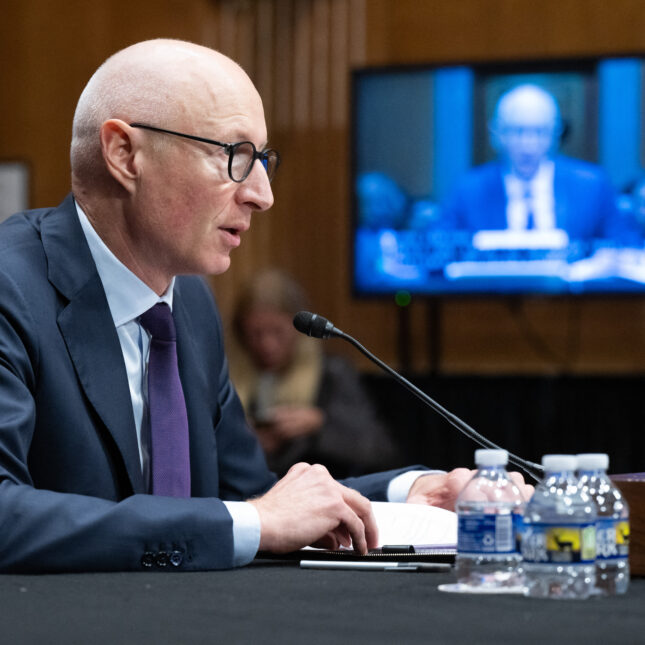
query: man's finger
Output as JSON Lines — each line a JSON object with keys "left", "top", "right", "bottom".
{"left": 282, "top": 462, "right": 311, "bottom": 480}
{"left": 339, "top": 486, "right": 378, "bottom": 553}
{"left": 338, "top": 506, "right": 367, "bottom": 554}
{"left": 508, "top": 471, "right": 525, "bottom": 487}
{"left": 351, "top": 497, "right": 378, "bottom": 549}
{"left": 312, "top": 531, "right": 340, "bottom": 551}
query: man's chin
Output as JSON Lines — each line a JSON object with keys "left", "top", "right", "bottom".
{"left": 514, "top": 165, "right": 540, "bottom": 180}
{"left": 211, "top": 258, "right": 232, "bottom": 275}
{"left": 197, "top": 252, "right": 232, "bottom": 276}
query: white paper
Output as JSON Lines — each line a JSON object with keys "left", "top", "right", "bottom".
{"left": 370, "top": 501, "right": 457, "bottom": 548}
{"left": 472, "top": 228, "right": 569, "bottom": 250}
{"left": 301, "top": 502, "right": 457, "bottom": 552}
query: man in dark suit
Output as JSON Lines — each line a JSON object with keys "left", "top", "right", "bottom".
{"left": 443, "top": 84, "right": 619, "bottom": 243}
{"left": 0, "top": 39, "right": 529, "bottom": 572}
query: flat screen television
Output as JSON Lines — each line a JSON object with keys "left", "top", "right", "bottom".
{"left": 351, "top": 55, "right": 645, "bottom": 296}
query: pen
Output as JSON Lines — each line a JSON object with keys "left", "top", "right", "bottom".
{"left": 299, "top": 560, "right": 451, "bottom": 572}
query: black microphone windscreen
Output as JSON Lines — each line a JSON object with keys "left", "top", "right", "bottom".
{"left": 293, "top": 311, "right": 336, "bottom": 338}
{"left": 293, "top": 311, "right": 315, "bottom": 335}
{"left": 309, "top": 314, "right": 332, "bottom": 339}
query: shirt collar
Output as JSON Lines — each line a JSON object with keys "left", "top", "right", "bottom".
{"left": 74, "top": 200, "right": 174, "bottom": 327}
{"left": 504, "top": 159, "right": 555, "bottom": 194}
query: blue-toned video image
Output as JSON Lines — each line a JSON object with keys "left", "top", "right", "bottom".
{"left": 352, "top": 58, "right": 645, "bottom": 295}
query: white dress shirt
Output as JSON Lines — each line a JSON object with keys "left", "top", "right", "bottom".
{"left": 504, "top": 160, "right": 556, "bottom": 231}
{"left": 75, "top": 200, "right": 432, "bottom": 566}
{"left": 75, "top": 201, "right": 258, "bottom": 565}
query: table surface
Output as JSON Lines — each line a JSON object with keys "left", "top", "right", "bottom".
{"left": 1, "top": 560, "right": 643, "bottom": 644}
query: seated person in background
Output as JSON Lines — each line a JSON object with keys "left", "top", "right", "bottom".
{"left": 229, "top": 269, "right": 399, "bottom": 478}
{"left": 356, "top": 171, "right": 409, "bottom": 230}
{"left": 442, "top": 83, "right": 619, "bottom": 244}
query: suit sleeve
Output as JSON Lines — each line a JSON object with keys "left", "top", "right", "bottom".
{"left": 0, "top": 271, "right": 258, "bottom": 573}
{"left": 340, "top": 466, "right": 429, "bottom": 501}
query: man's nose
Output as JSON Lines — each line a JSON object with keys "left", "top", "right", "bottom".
{"left": 238, "top": 161, "right": 275, "bottom": 212}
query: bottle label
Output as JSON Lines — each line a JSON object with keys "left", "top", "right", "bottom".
{"left": 458, "top": 513, "right": 516, "bottom": 554}
{"left": 596, "top": 518, "right": 630, "bottom": 560}
{"left": 513, "top": 512, "right": 526, "bottom": 553}
{"left": 521, "top": 522, "right": 596, "bottom": 564}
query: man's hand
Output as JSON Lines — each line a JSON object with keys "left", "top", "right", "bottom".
{"left": 508, "top": 471, "right": 535, "bottom": 501}
{"left": 248, "top": 462, "right": 379, "bottom": 554}
{"left": 405, "top": 468, "right": 474, "bottom": 510}
{"left": 405, "top": 468, "right": 535, "bottom": 510}
{"left": 269, "top": 405, "right": 324, "bottom": 440}
{"left": 252, "top": 406, "right": 324, "bottom": 454}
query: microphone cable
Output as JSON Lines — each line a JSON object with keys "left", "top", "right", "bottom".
{"left": 293, "top": 310, "right": 544, "bottom": 482}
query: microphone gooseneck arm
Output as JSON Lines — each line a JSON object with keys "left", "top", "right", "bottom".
{"left": 293, "top": 311, "right": 543, "bottom": 482}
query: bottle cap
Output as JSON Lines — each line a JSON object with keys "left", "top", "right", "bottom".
{"left": 475, "top": 449, "right": 508, "bottom": 466}
{"left": 576, "top": 453, "right": 609, "bottom": 471}
{"left": 542, "top": 454, "right": 577, "bottom": 472}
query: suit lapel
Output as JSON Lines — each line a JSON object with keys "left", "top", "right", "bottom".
{"left": 41, "top": 195, "right": 145, "bottom": 494}
{"left": 173, "top": 285, "right": 220, "bottom": 497}
{"left": 491, "top": 164, "right": 511, "bottom": 229}
{"left": 553, "top": 159, "right": 571, "bottom": 232}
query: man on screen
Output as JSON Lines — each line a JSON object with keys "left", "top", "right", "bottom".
{"left": 0, "top": 39, "right": 533, "bottom": 572}
{"left": 442, "top": 83, "right": 620, "bottom": 246}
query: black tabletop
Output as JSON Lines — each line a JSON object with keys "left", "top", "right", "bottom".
{"left": 1, "top": 561, "right": 643, "bottom": 644}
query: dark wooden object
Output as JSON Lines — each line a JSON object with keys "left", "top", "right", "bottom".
{"left": 611, "top": 474, "right": 645, "bottom": 577}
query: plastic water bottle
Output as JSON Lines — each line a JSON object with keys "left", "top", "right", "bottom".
{"left": 577, "top": 453, "right": 630, "bottom": 595}
{"left": 455, "top": 449, "right": 525, "bottom": 588}
{"left": 522, "top": 455, "right": 596, "bottom": 599}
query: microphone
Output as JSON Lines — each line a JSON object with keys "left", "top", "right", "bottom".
{"left": 293, "top": 311, "right": 342, "bottom": 339}
{"left": 293, "top": 311, "right": 544, "bottom": 482}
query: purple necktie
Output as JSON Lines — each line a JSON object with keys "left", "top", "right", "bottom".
{"left": 139, "top": 303, "right": 191, "bottom": 497}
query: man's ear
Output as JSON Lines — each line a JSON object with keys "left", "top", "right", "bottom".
{"left": 100, "top": 119, "right": 140, "bottom": 193}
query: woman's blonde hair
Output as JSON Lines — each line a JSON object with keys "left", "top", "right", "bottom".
{"left": 233, "top": 268, "right": 311, "bottom": 344}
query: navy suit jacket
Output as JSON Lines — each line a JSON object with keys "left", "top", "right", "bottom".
{"left": 0, "top": 195, "right": 410, "bottom": 572}
{"left": 442, "top": 156, "right": 620, "bottom": 241}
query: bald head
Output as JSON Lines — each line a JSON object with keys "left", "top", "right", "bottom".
{"left": 494, "top": 84, "right": 560, "bottom": 131}
{"left": 70, "top": 39, "right": 259, "bottom": 187}
{"left": 490, "top": 84, "right": 562, "bottom": 179}
{"left": 68, "top": 39, "right": 274, "bottom": 293}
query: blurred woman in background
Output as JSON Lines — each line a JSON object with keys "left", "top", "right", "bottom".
{"left": 229, "top": 269, "right": 399, "bottom": 478}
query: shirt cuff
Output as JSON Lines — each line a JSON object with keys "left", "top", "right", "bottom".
{"left": 387, "top": 470, "right": 445, "bottom": 503}
{"left": 222, "top": 501, "right": 261, "bottom": 567}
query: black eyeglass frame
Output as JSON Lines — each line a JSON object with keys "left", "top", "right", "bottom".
{"left": 129, "top": 122, "right": 280, "bottom": 183}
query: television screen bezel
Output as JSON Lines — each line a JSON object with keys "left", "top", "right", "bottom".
{"left": 349, "top": 53, "right": 645, "bottom": 301}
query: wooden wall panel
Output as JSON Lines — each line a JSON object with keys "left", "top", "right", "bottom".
{"left": 3, "top": 0, "right": 645, "bottom": 374}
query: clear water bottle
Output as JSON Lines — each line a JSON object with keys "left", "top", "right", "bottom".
{"left": 522, "top": 455, "right": 596, "bottom": 599}
{"left": 455, "top": 449, "right": 526, "bottom": 588}
{"left": 577, "top": 453, "right": 630, "bottom": 595}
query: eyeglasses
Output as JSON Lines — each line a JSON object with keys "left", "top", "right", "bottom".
{"left": 499, "top": 125, "right": 555, "bottom": 141}
{"left": 129, "top": 123, "right": 280, "bottom": 183}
